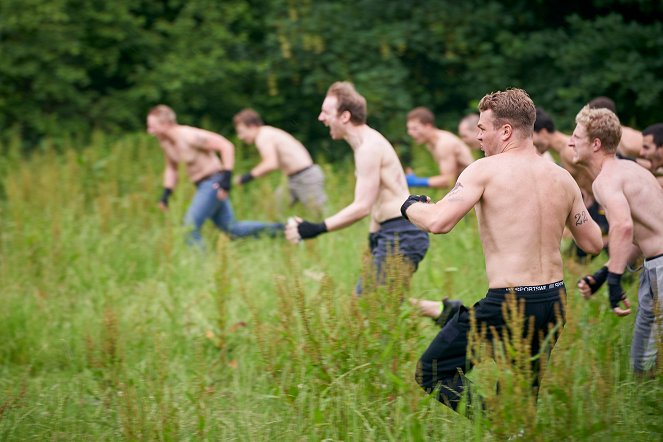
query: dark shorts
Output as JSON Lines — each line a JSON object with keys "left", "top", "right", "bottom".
{"left": 417, "top": 282, "right": 566, "bottom": 409}
{"left": 355, "top": 217, "right": 429, "bottom": 294}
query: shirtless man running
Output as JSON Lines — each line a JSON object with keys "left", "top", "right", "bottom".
{"left": 147, "top": 105, "right": 282, "bottom": 245}
{"left": 405, "top": 107, "right": 474, "bottom": 189}
{"left": 233, "top": 108, "right": 327, "bottom": 215}
{"left": 285, "top": 82, "right": 429, "bottom": 293}
{"left": 401, "top": 89, "right": 603, "bottom": 410}
{"left": 573, "top": 107, "right": 663, "bottom": 374}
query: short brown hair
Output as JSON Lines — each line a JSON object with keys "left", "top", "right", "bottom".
{"left": 233, "top": 108, "right": 263, "bottom": 127}
{"left": 407, "top": 107, "right": 435, "bottom": 126}
{"left": 588, "top": 96, "right": 616, "bottom": 113}
{"left": 575, "top": 105, "right": 622, "bottom": 153}
{"left": 326, "top": 82, "right": 367, "bottom": 125}
{"left": 478, "top": 88, "right": 536, "bottom": 136}
{"left": 148, "top": 105, "right": 177, "bottom": 125}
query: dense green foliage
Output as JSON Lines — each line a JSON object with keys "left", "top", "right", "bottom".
{"left": 2, "top": 0, "right": 663, "bottom": 155}
{"left": 1, "top": 133, "right": 662, "bottom": 440}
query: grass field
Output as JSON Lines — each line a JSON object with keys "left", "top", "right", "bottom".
{"left": 1, "top": 133, "right": 662, "bottom": 441}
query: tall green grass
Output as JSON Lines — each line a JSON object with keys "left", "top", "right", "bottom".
{"left": 0, "top": 133, "right": 661, "bottom": 441}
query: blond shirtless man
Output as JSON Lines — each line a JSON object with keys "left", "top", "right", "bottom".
{"left": 534, "top": 106, "right": 610, "bottom": 258}
{"left": 233, "top": 109, "right": 327, "bottom": 214}
{"left": 588, "top": 96, "right": 643, "bottom": 159}
{"left": 573, "top": 107, "right": 663, "bottom": 374}
{"left": 147, "top": 105, "right": 282, "bottom": 245}
{"left": 285, "top": 82, "right": 429, "bottom": 293}
{"left": 401, "top": 89, "right": 603, "bottom": 411}
{"left": 405, "top": 107, "right": 474, "bottom": 189}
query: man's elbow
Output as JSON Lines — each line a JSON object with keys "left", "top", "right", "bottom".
{"left": 427, "top": 219, "right": 453, "bottom": 234}
{"left": 584, "top": 239, "right": 603, "bottom": 256}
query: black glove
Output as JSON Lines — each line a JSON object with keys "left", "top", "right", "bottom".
{"left": 298, "top": 220, "right": 328, "bottom": 239}
{"left": 401, "top": 194, "right": 430, "bottom": 221}
{"left": 215, "top": 170, "right": 233, "bottom": 192}
{"left": 606, "top": 272, "right": 625, "bottom": 309}
{"left": 239, "top": 172, "right": 254, "bottom": 185}
{"left": 580, "top": 266, "right": 609, "bottom": 294}
{"left": 160, "top": 188, "right": 173, "bottom": 207}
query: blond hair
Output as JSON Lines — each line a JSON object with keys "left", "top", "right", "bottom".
{"left": 148, "top": 105, "right": 177, "bottom": 125}
{"left": 478, "top": 88, "right": 536, "bottom": 136}
{"left": 575, "top": 105, "right": 622, "bottom": 153}
{"left": 326, "top": 82, "right": 367, "bottom": 125}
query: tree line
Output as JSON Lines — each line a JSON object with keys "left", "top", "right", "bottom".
{"left": 1, "top": 0, "right": 662, "bottom": 158}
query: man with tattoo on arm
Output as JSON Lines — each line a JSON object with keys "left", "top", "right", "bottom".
{"left": 147, "top": 105, "right": 283, "bottom": 246}
{"left": 401, "top": 89, "right": 603, "bottom": 411}
{"left": 573, "top": 107, "right": 663, "bottom": 375}
{"left": 285, "top": 82, "right": 429, "bottom": 294}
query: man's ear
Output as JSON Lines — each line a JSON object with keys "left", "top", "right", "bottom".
{"left": 501, "top": 124, "right": 512, "bottom": 140}
{"left": 592, "top": 137, "right": 602, "bottom": 152}
{"left": 339, "top": 110, "right": 351, "bottom": 124}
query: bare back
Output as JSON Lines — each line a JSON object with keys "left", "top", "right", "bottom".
{"left": 595, "top": 159, "right": 663, "bottom": 257}
{"left": 359, "top": 127, "right": 410, "bottom": 227}
{"left": 431, "top": 130, "right": 474, "bottom": 175}
{"left": 255, "top": 126, "right": 313, "bottom": 175}
{"left": 474, "top": 150, "right": 580, "bottom": 287}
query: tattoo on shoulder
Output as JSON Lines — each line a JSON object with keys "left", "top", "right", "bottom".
{"left": 574, "top": 210, "right": 589, "bottom": 226}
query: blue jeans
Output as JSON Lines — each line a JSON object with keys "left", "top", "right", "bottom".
{"left": 184, "top": 173, "right": 283, "bottom": 245}
{"left": 631, "top": 253, "right": 663, "bottom": 373}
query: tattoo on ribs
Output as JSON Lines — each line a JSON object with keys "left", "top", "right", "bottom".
{"left": 574, "top": 211, "right": 588, "bottom": 226}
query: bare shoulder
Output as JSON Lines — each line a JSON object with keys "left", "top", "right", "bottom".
{"left": 435, "top": 130, "right": 463, "bottom": 148}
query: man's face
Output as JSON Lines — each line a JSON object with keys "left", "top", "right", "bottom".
{"left": 406, "top": 119, "right": 428, "bottom": 144}
{"left": 147, "top": 115, "right": 166, "bottom": 136}
{"left": 568, "top": 123, "right": 592, "bottom": 164}
{"left": 458, "top": 122, "right": 479, "bottom": 149}
{"left": 641, "top": 134, "right": 663, "bottom": 168}
{"left": 235, "top": 123, "right": 255, "bottom": 144}
{"left": 532, "top": 129, "right": 548, "bottom": 153}
{"left": 477, "top": 110, "right": 502, "bottom": 156}
{"left": 318, "top": 95, "right": 344, "bottom": 140}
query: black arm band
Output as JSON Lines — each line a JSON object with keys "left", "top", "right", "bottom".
{"left": 298, "top": 221, "right": 328, "bottom": 239}
{"left": 217, "top": 170, "right": 233, "bottom": 192}
{"left": 586, "top": 266, "right": 609, "bottom": 294}
{"left": 606, "top": 272, "right": 624, "bottom": 309}
{"left": 160, "top": 188, "right": 173, "bottom": 206}
{"left": 239, "top": 172, "right": 254, "bottom": 185}
{"left": 400, "top": 194, "right": 430, "bottom": 221}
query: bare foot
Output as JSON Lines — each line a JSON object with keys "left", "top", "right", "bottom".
{"left": 409, "top": 298, "right": 442, "bottom": 318}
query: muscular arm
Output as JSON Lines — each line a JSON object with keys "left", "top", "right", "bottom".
{"left": 594, "top": 181, "right": 634, "bottom": 274}
{"left": 427, "top": 143, "right": 459, "bottom": 189}
{"left": 566, "top": 183, "right": 603, "bottom": 255}
{"left": 407, "top": 166, "right": 484, "bottom": 234}
{"left": 192, "top": 128, "right": 235, "bottom": 170}
{"left": 323, "top": 145, "right": 381, "bottom": 231}
{"left": 163, "top": 157, "right": 178, "bottom": 188}
{"left": 250, "top": 137, "right": 279, "bottom": 177}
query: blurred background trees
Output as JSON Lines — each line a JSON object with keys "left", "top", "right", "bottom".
{"left": 1, "top": 0, "right": 662, "bottom": 157}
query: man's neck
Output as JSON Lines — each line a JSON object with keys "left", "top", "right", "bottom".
{"left": 344, "top": 124, "right": 369, "bottom": 150}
